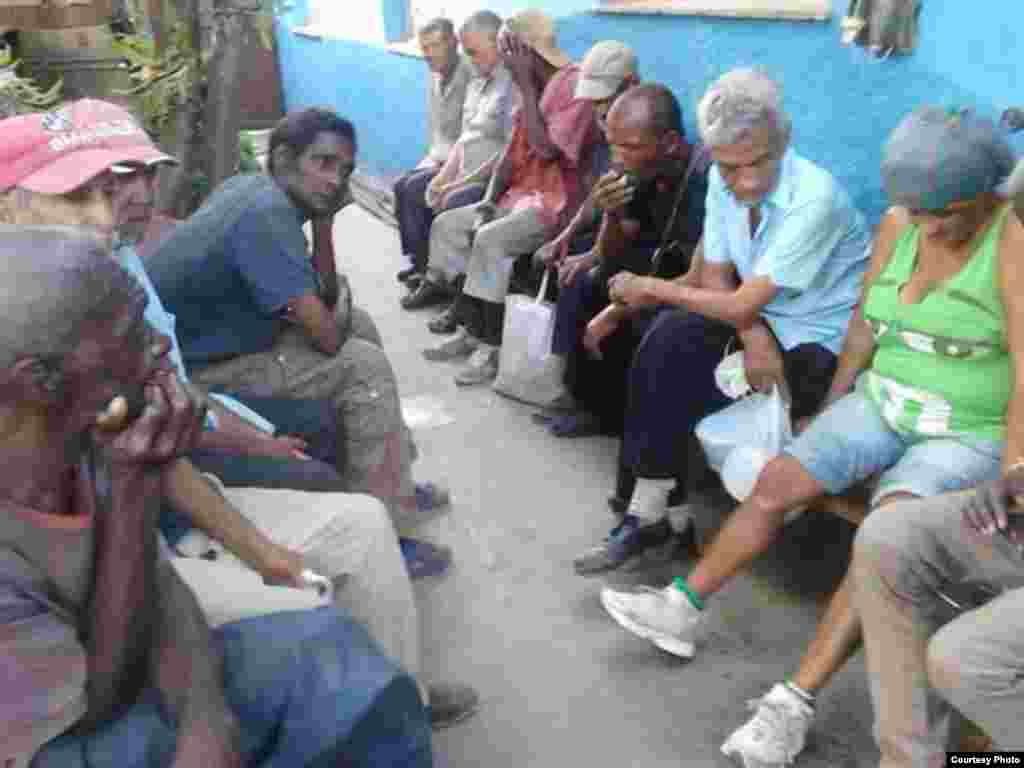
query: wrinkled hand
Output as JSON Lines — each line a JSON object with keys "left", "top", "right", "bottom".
{"left": 497, "top": 27, "right": 534, "bottom": 85}
{"left": 740, "top": 324, "right": 787, "bottom": 396}
{"left": 257, "top": 543, "right": 306, "bottom": 588}
{"left": 470, "top": 202, "right": 497, "bottom": 244}
{"left": 262, "top": 434, "right": 311, "bottom": 461}
{"left": 426, "top": 179, "right": 448, "bottom": 211}
{"left": 962, "top": 469, "right": 1024, "bottom": 548}
{"left": 535, "top": 239, "right": 564, "bottom": 267}
{"left": 608, "top": 271, "right": 656, "bottom": 307}
{"left": 93, "top": 370, "right": 207, "bottom": 465}
{"left": 583, "top": 306, "right": 623, "bottom": 360}
{"left": 557, "top": 252, "right": 595, "bottom": 287}
{"left": 592, "top": 171, "right": 634, "bottom": 215}
{"left": 173, "top": 713, "right": 242, "bottom": 768}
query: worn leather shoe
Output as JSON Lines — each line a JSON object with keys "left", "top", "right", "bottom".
{"left": 427, "top": 682, "right": 479, "bottom": 730}
{"left": 396, "top": 264, "right": 422, "bottom": 283}
{"left": 428, "top": 301, "right": 460, "bottom": 334}
{"left": 401, "top": 280, "right": 449, "bottom": 310}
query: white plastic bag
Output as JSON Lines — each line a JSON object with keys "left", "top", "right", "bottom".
{"left": 696, "top": 384, "right": 793, "bottom": 501}
{"left": 493, "top": 270, "right": 567, "bottom": 407}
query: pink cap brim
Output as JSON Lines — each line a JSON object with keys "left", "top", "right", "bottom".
{"left": 16, "top": 145, "right": 176, "bottom": 195}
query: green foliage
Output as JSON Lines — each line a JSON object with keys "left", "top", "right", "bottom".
{"left": 238, "top": 133, "right": 261, "bottom": 172}
{"left": 0, "top": 62, "right": 63, "bottom": 117}
{"left": 112, "top": 30, "right": 195, "bottom": 132}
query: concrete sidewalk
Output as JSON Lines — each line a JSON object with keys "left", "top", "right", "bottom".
{"left": 332, "top": 204, "right": 878, "bottom": 768}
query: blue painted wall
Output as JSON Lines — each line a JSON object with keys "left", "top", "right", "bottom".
{"left": 276, "top": 1, "right": 1022, "bottom": 224}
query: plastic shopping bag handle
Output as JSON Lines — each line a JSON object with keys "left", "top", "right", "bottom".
{"left": 535, "top": 268, "right": 551, "bottom": 304}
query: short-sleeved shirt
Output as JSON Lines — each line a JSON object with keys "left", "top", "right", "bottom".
{"left": 456, "top": 63, "right": 519, "bottom": 176}
{"left": 703, "top": 148, "right": 871, "bottom": 353}
{"left": 498, "top": 65, "right": 597, "bottom": 232}
{"left": 0, "top": 460, "right": 95, "bottom": 762}
{"left": 426, "top": 56, "right": 474, "bottom": 165}
{"left": 116, "top": 243, "right": 274, "bottom": 433}
{"left": 146, "top": 174, "right": 319, "bottom": 366}
{"left": 600, "top": 154, "right": 710, "bottom": 279}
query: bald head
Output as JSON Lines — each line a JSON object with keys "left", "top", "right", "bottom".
{"left": 0, "top": 225, "right": 141, "bottom": 372}
{"left": 610, "top": 83, "right": 684, "bottom": 139}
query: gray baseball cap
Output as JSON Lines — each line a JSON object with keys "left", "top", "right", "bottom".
{"left": 881, "top": 106, "right": 1015, "bottom": 211}
{"left": 574, "top": 41, "right": 636, "bottom": 101}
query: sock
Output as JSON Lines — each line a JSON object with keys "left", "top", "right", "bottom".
{"left": 629, "top": 477, "right": 675, "bottom": 524}
{"left": 784, "top": 681, "right": 816, "bottom": 708}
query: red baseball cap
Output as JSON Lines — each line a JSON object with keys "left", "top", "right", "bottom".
{"left": 0, "top": 99, "right": 176, "bottom": 195}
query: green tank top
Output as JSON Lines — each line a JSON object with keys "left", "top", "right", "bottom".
{"left": 860, "top": 205, "right": 1011, "bottom": 440}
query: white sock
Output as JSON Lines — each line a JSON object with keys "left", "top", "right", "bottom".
{"left": 629, "top": 478, "right": 675, "bottom": 525}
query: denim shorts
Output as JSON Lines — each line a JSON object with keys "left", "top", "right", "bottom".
{"left": 785, "top": 390, "right": 1004, "bottom": 505}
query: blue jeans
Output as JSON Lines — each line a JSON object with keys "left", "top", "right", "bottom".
{"left": 32, "top": 608, "right": 432, "bottom": 768}
{"left": 786, "top": 389, "right": 1004, "bottom": 502}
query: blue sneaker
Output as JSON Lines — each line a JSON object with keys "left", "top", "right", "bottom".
{"left": 573, "top": 515, "right": 673, "bottom": 576}
{"left": 400, "top": 537, "right": 452, "bottom": 580}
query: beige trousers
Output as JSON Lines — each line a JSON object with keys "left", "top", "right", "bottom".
{"left": 189, "top": 307, "right": 419, "bottom": 526}
{"left": 853, "top": 491, "right": 1024, "bottom": 766}
{"left": 428, "top": 202, "right": 548, "bottom": 302}
{"left": 171, "top": 484, "right": 424, "bottom": 700}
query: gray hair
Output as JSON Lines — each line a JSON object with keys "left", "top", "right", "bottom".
{"left": 0, "top": 225, "right": 143, "bottom": 371}
{"left": 697, "top": 68, "right": 791, "bottom": 148}
{"left": 418, "top": 17, "right": 455, "bottom": 41}
{"left": 460, "top": 10, "right": 502, "bottom": 39}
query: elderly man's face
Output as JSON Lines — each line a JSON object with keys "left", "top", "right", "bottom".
{"left": 61, "top": 292, "right": 169, "bottom": 434}
{"left": 606, "top": 102, "right": 672, "bottom": 181}
{"left": 419, "top": 29, "right": 456, "bottom": 74}
{"left": 8, "top": 175, "right": 117, "bottom": 241}
{"left": 111, "top": 165, "right": 158, "bottom": 245}
{"left": 460, "top": 28, "right": 499, "bottom": 77}
{"left": 283, "top": 131, "right": 355, "bottom": 217}
{"left": 711, "top": 123, "right": 785, "bottom": 206}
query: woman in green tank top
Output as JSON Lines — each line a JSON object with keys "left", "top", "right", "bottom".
{"left": 600, "top": 106, "right": 1024, "bottom": 767}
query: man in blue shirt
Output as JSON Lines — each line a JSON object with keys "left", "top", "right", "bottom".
{"left": 592, "top": 69, "right": 871, "bottom": 766}
{"left": 147, "top": 108, "right": 448, "bottom": 533}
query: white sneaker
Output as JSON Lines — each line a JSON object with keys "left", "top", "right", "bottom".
{"left": 599, "top": 582, "right": 702, "bottom": 658}
{"left": 721, "top": 683, "right": 814, "bottom": 768}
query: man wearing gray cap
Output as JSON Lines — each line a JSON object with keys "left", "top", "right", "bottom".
{"left": 413, "top": 22, "right": 629, "bottom": 386}
{"left": 603, "top": 104, "right": 1024, "bottom": 767}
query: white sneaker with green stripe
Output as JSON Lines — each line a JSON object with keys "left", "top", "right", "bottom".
{"left": 599, "top": 578, "right": 703, "bottom": 658}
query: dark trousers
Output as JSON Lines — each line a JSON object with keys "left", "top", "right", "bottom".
{"left": 194, "top": 393, "right": 345, "bottom": 491}
{"left": 394, "top": 168, "right": 438, "bottom": 268}
{"left": 394, "top": 168, "right": 485, "bottom": 269}
{"left": 552, "top": 268, "right": 657, "bottom": 434}
{"left": 620, "top": 310, "right": 837, "bottom": 492}
{"left": 33, "top": 608, "right": 432, "bottom": 768}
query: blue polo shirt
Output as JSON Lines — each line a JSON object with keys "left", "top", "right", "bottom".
{"left": 115, "top": 242, "right": 274, "bottom": 434}
{"left": 703, "top": 148, "right": 871, "bottom": 353}
{"left": 145, "top": 173, "right": 320, "bottom": 365}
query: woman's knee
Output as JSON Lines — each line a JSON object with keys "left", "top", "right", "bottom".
{"left": 747, "top": 455, "right": 819, "bottom": 521}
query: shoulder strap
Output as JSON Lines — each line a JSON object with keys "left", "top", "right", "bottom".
{"left": 658, "top": 143, "right": 711, "bottom": 250}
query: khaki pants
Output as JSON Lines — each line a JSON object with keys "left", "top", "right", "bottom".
{"left": 171, "top": 484, "right": 424, "bottom": 700}
{"left": 853, "top": 491, "right": 1024, "bottom": 766}
{"left": 428, "top": 202, "right": 548, "bottom": 303}
{"left": 189, "top": 307, "right": 418, "bottom": 525}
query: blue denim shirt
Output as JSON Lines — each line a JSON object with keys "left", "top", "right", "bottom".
{"left": 145, "top": 174, "right": 319, "bottom": 365}
{"left": 703, "top": 148, "right": 871, "bottom": 353}
{"left": 115, "top": 243, "right": 274, "bottom": 433}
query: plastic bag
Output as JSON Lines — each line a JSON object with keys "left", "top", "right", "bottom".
{"left": 696, "top": 384, "right": 793, "bottom": 501}
{"left": 493, "top": 270, "right": 567, "bottom": 407}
